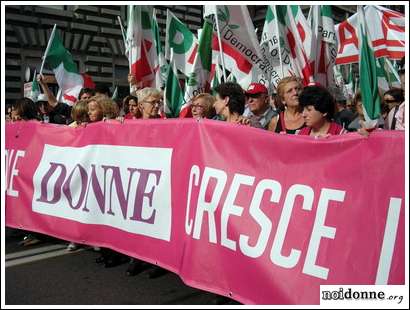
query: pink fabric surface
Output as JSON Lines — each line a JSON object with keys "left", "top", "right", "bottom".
{"left": 5, "top": 119, "right": 405, "bottom": 304}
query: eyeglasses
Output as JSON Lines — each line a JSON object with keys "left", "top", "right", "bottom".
{"left": 384, "top": 99, "right": 398, "bottom": 104}
{"left": 191, "top": 104, "right": 205, "bottom": 109}
{"left": 143, "top": 99, "right": 163, "bottom": 107}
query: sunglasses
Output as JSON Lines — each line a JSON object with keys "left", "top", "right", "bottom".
{"left": 384, "top": 99, "right": 398, "bottom": 104}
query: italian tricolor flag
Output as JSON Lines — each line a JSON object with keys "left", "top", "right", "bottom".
{"left": 30, "top": 70, "right": 40, "bottom": 102}
{"left": 165, "top": 9, "right": 198, "bottom": 77}
{"left": 358, "top": 6, "right": 381, "bottom": 127}
{"left": 183, "top": 18, "right": 213, "bottom": 107}
{"left": 164, "top": 52, "right": 185, "bottom": 118}
{"left": 126, "top": 5, "right": 155, "bottom": 88}
{"left": 43, "top": 26, "right": 86, "bottom": 105}
{"left": 276, "top": 5, "right": 315, "bottom": 86}
{"left": 309, "top": 5, "right": 336, "bottom": 87}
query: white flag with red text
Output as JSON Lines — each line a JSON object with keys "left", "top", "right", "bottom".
{"left": 335, "top": 5, "right": 405, "bottom": 65}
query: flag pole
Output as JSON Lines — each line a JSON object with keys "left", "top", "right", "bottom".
{"left": 124, "top": 6, "right": 134, "bottom": 93}
{"left": 117, "top": 15, "right": 128, "bottom": 55}
{"left": 273, "top": 6, "right": 284, "bottom": 79}
{"left": 213, "top": 7, "right": 227, "bottom": 82}
{"left": 117, "top": 15, "right": 132, "bottom": 87}
{"left": 39, "top": 24, "right": 57, "bottom": 76}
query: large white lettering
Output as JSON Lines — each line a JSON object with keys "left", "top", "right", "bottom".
{"left": 185, "top": 165, "right": 346, "bottom": 280}
{"left": 192, "top": 167, "right": 227, "bottom": 243}
{"left": 5, "top": 149, "right": 26, "bottom": 197}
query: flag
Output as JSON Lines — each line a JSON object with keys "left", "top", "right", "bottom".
{"left": 126, "top": 5, "right": 155, "bottom": 88}
{"left": 211, "top": 63, "right": 222, "bottom": 96}
{"left": 260, "top": 6, "right": 294, "bottom": 88}
{"left": 358, "top": 5, "right": 381, "bottom": 125}
{"left": 183, "top": 18, "right": 213, "bottom": 106}
{"left": 376, "top": 57, "right": 402, "bottom": 92}
{"left": 226, "top": 71, "right": 237, "bottom": 82}
{"left": 30, "top": 70, "right": 40, "bottom": 102}
{"left": 164, "top": 52, "right": 185, "bottom": 118}
{"left": 43, "top": 28, "right": 84, "bottom": 105}
{"left": 335, "top": 5, "right": 405, "bottom": 65}
{"left": 152, "top": 8, "right": 168, "bottom": 88}
{"left": 165, "top": 10, "right": 198, "bottom": 76}
{"left": 210, "top": 55, "right": 223, "bottom": 96}
{"left": 345, "top": 63, "right": 356, "bottom": 99}
{"left": 205, "top": 5, "right": 265, "bottom": 89}
{"left": 276, "top": 5, "right": 315, "bottom": 86}
{"left": 111, "top": 86, "right": 118, "bottom": 101}
{"left": 309, "top": 5, "right": 337, "bottom": 87}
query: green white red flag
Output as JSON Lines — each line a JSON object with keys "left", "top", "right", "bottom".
{"left": 165, "top": 10, "right": 198, "bottom": 77}
{"left": 205, "top": 5, "right": 265, "bottom": 89}
{"left": 275, "top": 5, "right": 315, "bottom": 86}
{"left": 345, "top": 63, "right": 356, "bottom": 99}
{"left": 260, "top": 6, "right": 294, "bottom": 88}
{"left": 309, "top": 5, "right": 337, "bottom": 87}
{"left": 376, "top": 57, "right": 401, "bottom": 92}
{"left": 126, "top": 5, "right": 155, "bottom": 88}
{"left": 164, "top": 51, "right": 185, "bottom": 118}
{"left": 30, "top": 70, "right": 40, "bottom": 102}
{"left": 183, "top": 18, "right": 213, "bottom": 107}
{"left": 152, "top": 8, "right": 168, "bottom": 89}
{"left": 43, "top": 28, "right": 85, "bottom": 105}
{"left": 358, "top": 5, "right": 381, "bottom": 126}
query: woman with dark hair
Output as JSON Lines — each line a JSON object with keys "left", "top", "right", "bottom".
{"left": 213, "top": 82, "right": 248, "bottom": 124}
{"left": 383, "top": 88, "right": 404, "bottom": 130}
{"left": 123, "top": 95, "right": 141, "bottom": 119}
{"left": 11, "top": 97, "right": 40, "bottom": 121}
{"left": 298, "top": 85, "right": 345, "bottom": 137}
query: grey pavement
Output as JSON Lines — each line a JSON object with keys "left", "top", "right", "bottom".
{"left": 4, "top": 228, "right": 240, "bottom": 306}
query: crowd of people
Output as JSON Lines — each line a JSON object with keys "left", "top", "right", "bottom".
{"left": 5, "top": 56, "right": 406, "bottom": 301}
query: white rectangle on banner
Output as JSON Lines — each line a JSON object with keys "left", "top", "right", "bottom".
{"left": 32, "top": 144, "right": 173, "bottom": 241}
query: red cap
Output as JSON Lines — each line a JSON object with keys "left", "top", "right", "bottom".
{"left": 245, "top": 83, "right": 268, "bottom": 95}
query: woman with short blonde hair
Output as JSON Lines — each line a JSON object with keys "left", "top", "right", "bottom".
{"left": 69, "top": 99, "right": 90, "bottom": 127}
{"left": 136, "top": 87, "right": 162, "bottom": 119}
{"left": 190, "top": 93, "right": 216, "bottom": 119}
{"left": 87, "top": 95, "right": 119, "bottom": 122}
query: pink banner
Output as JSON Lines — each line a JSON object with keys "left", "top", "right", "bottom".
{"left": 5, "top": 120, "right": 405, "bottom": 304}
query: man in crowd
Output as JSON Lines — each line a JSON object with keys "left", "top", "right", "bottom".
{"left": 243, "top": 83, "right": 278, "bottom": 130}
